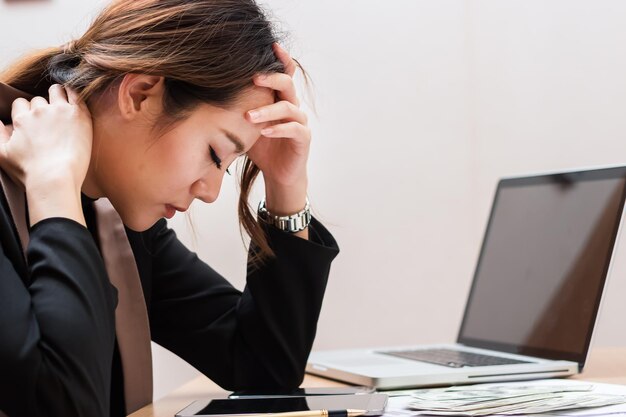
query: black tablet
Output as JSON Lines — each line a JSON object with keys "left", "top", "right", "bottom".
{"left": 229, "top": 387, "right": 375, "bottom": 398}
{"left": 176, "top": 393, "right": 388, "bottom": 417}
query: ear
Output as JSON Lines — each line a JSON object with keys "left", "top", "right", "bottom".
{"left": 117, "top": 74, "right": 165, "bottom": 121}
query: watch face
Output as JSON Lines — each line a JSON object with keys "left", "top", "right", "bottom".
{"left": 257, "top": 202, "right": 270, "bottom": 223}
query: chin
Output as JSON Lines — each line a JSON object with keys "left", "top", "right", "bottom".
{"left": 121, "top": 213, "right": 160, "bottom": 232}
{"left": 107, "top": 198, "right": 160, "bottom": 232}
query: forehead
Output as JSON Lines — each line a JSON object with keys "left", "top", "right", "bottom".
{"left": 235, "top": 85, "right": 276, "bottom": 109}
{"left": 188, "top": 86, "right": 275, "bottom": 148}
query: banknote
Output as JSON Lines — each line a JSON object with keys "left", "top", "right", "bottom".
{"left": 408, "top": 383, "right": 626, "bottom": 416}
{"left": 410, "top": 385, "right": 593, "bottom": 409}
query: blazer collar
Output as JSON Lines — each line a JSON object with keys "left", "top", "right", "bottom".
{"left": 0, "top": 82, "right": 33, "bottom": 124}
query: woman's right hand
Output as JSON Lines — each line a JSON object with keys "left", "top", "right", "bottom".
{"left": 0, "top": 84, "right": 93, "bottom": 227}
{"left": 0, "top": 84, "right": 92, "bottom": 191}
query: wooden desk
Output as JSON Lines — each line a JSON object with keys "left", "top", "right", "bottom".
{"left": 130, "top": 348, "right": 626, "bottom": 417}
{"left": 129, "top": 373, "right": 346, "bottom": 417}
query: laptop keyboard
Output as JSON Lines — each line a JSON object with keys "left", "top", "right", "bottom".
{"left": 379, "top": 348, "right": 532, "bottom": 368}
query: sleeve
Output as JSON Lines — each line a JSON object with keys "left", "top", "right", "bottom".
{"left": 149, "top": 217, "right": 339, "bottom": 391}
{"left": 0, "top": 218, "right": 117, "bottom": 417}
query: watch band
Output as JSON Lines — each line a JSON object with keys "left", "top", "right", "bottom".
{"left": 257, "top": 198, "right": 311, "bottom": 233}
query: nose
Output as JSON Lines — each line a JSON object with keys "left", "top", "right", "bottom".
{"left": 191, "top": 171, "right": 224, "bottom": 204}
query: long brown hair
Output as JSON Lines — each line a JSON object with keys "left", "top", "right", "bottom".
{"left": 1, "top": 0, "right": 291, "bottom": 261}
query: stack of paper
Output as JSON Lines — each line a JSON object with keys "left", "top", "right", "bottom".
{"left": 407, "top": 383, "right": 626, "bottom": 416}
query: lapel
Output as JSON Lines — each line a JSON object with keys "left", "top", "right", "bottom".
{"left": 0, "top": 82, "right": 153, "bottom": 414}
{"left": 94, "top": 198, "right": 153, "bottom": 413}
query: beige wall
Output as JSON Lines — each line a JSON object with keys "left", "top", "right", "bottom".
{"left": 2, "top": 0, "right": 626, "bottom": 401}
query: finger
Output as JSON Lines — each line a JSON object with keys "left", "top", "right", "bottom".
{"left": 11, "top": 98, "right": 30, "bottom": 122}
{"left": 65, "top": 86, "right": 83, "bottom": 107}
{"left": 30, "top": 96, "right": 49, "bottom": 109}
{"left": 260, "top": 121, "right": 310, "bottom": 143}
{"left": 254, "top": 72, "right": 299, "bottom": 106}
{"left": 247, "top": 101, "right": 307, "bottom": 125}
{"left": 273, "top": 43, "right": 297, "bottom": 77}
{"left": 65, "top": 86, "right": 90, "bottom": 115}
{"left": 49, "top": 84, "right": 69, "bottom": 104}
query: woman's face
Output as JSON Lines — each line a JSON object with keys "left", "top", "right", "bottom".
{"left": 86, "top": 75, "right": 274, "bottom": 231}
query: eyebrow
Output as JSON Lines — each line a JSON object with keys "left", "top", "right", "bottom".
{"left": 222, "top": 129, "right": 245, "bottom": 154}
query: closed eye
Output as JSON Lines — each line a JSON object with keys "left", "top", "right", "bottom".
{"left": 209, "top": 146, "right": 222, "bottom": 170}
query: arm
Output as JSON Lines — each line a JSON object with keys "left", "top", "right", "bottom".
{"left": 0, "top": 85, "right": 92, "bottom": 229}
{"left": 149, "top": 217, "right": 338, "bottom": 390}
{"left": 0, "top": 217, "right": 117, "bottom": 417}
{"left": 0, "top": 85, "right": 116, "bottom": 416}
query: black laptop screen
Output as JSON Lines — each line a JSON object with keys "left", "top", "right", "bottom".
{"left": 458, "top": 167, "right": 626, "bottom": 365}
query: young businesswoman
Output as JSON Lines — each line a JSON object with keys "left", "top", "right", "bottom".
{"left": 0, "top": 1, "right": 339, "bottom": 416}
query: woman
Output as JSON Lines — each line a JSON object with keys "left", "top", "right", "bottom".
{"left": 0, "top": 1, "right": 339, "bottom": 416}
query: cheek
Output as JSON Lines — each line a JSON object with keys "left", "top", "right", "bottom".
{"left": 157, "top": 149, "right": 207, "bottom": 191}
{"left": 155, "top": 159, "right": 196, "bottom": 191}
{"left": 142, "top": 130, "right": 210, "bottom": 196}
{"left": 152, "top": 135, "right": 188, "bottom": 167}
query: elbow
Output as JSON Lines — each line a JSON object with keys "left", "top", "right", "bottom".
{"left": 276, "top": 363, "right": 306, "bottom": 390}
{"left": 260, "top": 364, "right": 305, "bottom": 391}
{"left": 223, "top": 356, "right": 306, "bottom": 392}
{"left": 255, "top": 348, "right": 307, "bottom": 391}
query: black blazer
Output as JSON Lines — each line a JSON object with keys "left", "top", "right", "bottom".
{"left": 0, "top": 172, "right": 339, "bottom": 415}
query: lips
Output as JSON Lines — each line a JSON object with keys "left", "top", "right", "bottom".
{"left": 164, "top": 204, "right": 188, "bottom": 219}
{"left": 164, "top": 205, "right": 176, "bottom": 219}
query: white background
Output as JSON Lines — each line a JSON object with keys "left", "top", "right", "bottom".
{"left": 2, "top": 0, "right": 626, "bottom": 400}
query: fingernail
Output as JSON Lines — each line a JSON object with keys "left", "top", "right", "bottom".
{"left": 248, "top": 110, "right": 261, "bottom": 120}
{"left": 261, "top": 128, "right": 273, "bottom": 135}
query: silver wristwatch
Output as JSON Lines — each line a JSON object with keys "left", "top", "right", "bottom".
{"left": 257, "top": 198, "right": 311, "bottom": 233}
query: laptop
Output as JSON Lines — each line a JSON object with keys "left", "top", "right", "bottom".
{"left": 307, "top": 166, "right": 626, "bottom": 389}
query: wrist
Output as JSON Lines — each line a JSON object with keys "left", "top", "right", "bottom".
{"left": 258, "top": 197, "right": 311, "bottom": 235}
{"left": 264, "top": 178, "right": 308, "bottom": 216}
{"left": 25, "top": 167, "right": 82, "bottom": 193}
{"left": 26, "top": 176, "right": 86, "bottom": 227}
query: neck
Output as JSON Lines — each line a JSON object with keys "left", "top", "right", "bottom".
{"left": 82, "top": 169, "right": 103, "bottom": 199}
{"left": 82, "top": 147, "right": 105, "bottom": 199}
{"left": 82, "top": 108, "right": 110, "bottom": 200}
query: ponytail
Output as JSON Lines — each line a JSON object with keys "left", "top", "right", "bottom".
{"left": 0, "top": 46, "right": 63, "bottom": 97}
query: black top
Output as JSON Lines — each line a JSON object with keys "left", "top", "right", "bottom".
{"left": 0, "top": 189, "right": 339, "bottom": 417}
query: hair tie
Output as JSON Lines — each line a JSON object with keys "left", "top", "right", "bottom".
{"left": 50, "top": 41, "right": 81, "bottom": 84}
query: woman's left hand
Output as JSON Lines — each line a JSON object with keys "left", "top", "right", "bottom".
{"left": 246, "top": 43, "right": 310, "bottom": 216}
